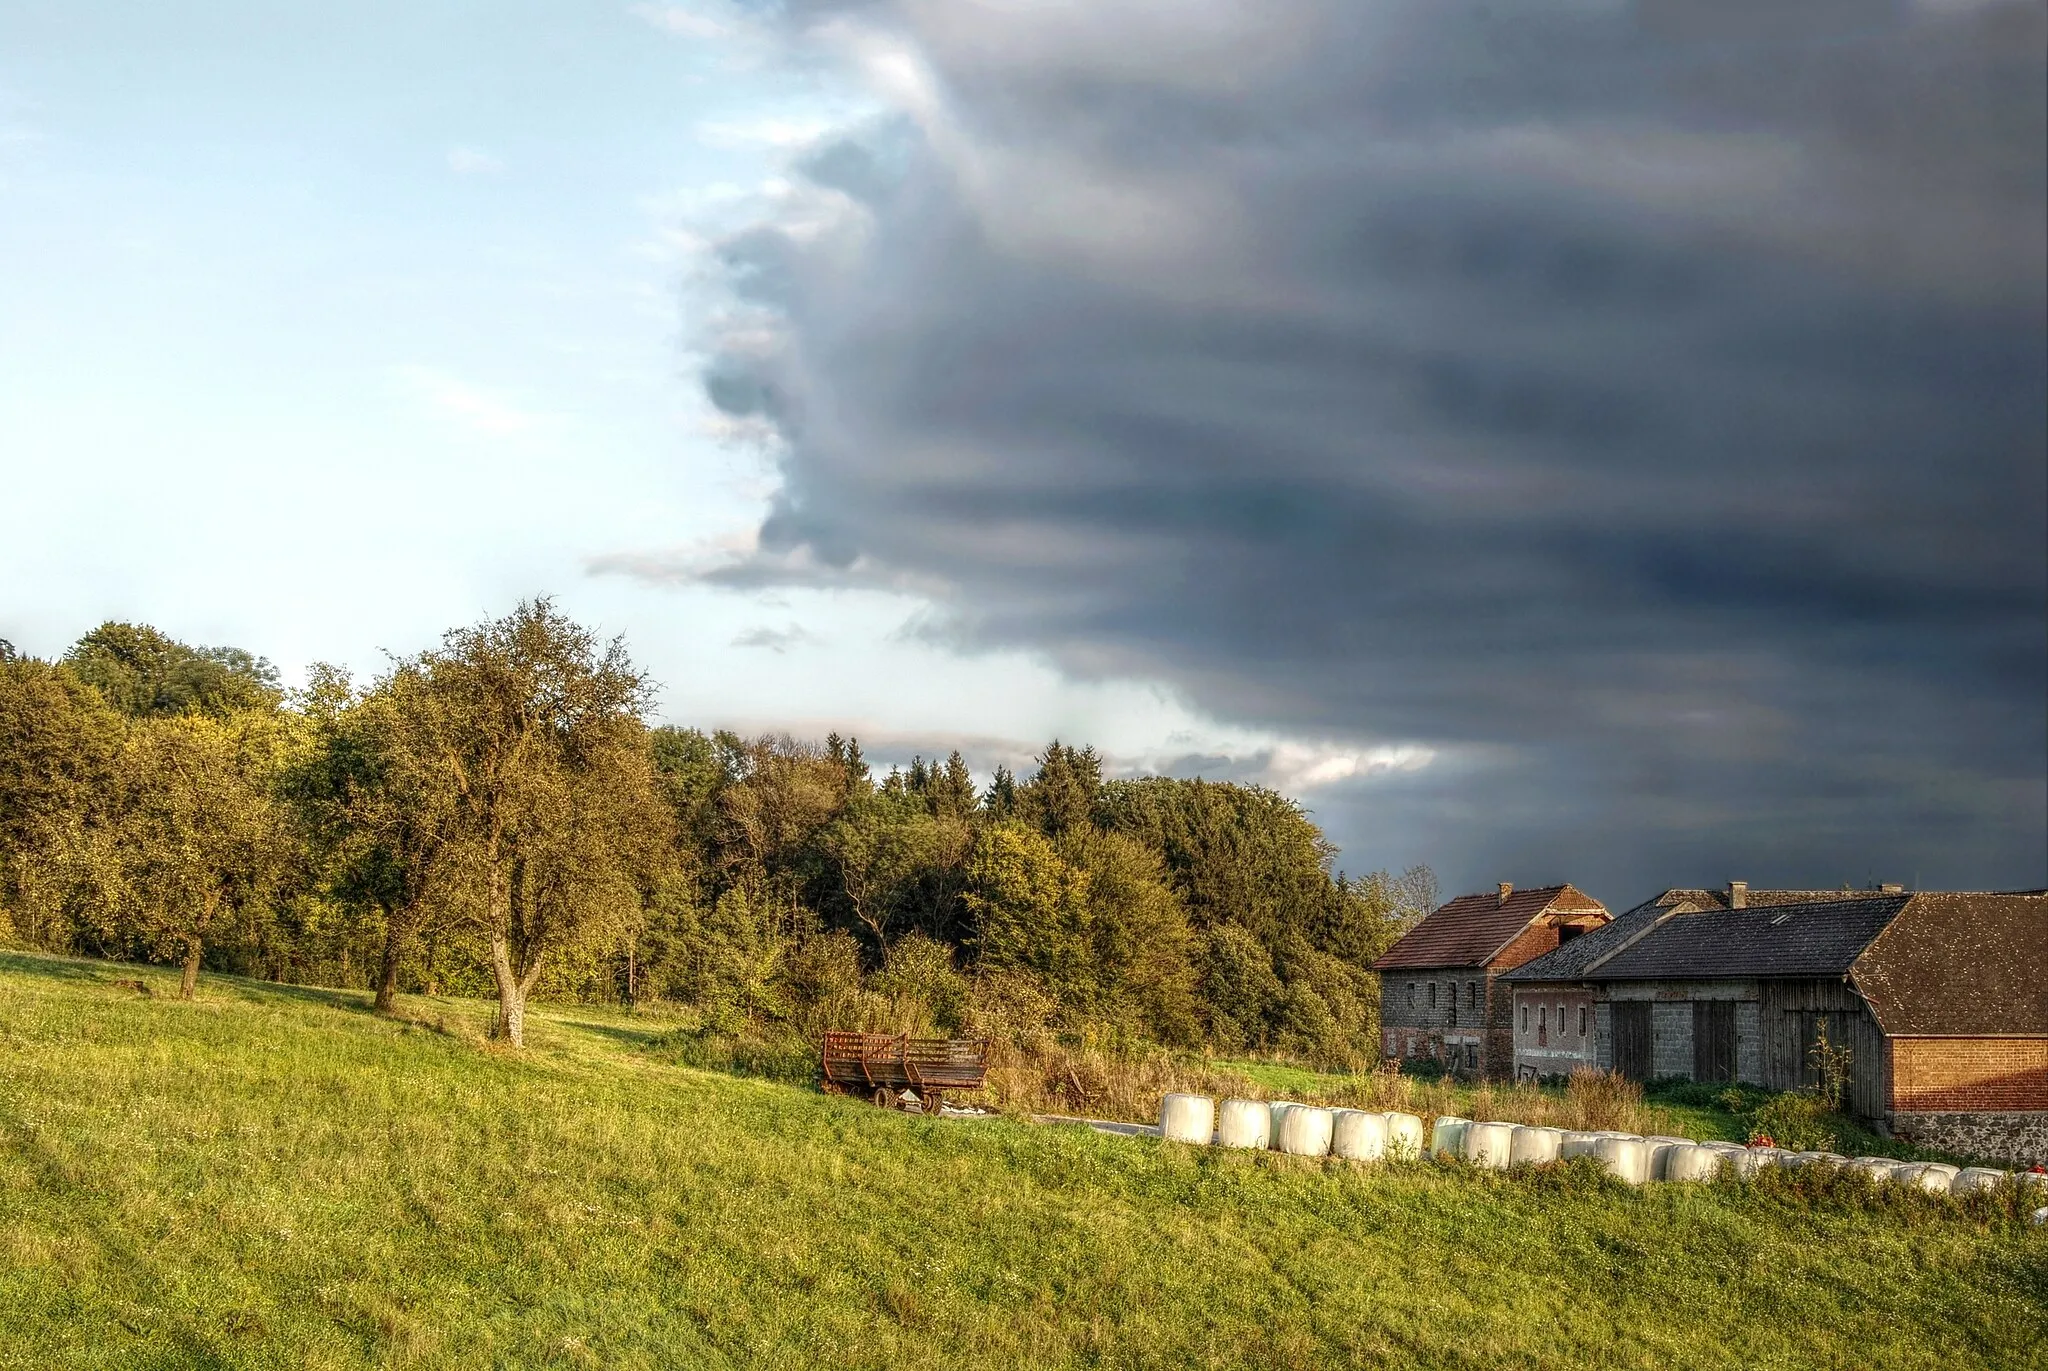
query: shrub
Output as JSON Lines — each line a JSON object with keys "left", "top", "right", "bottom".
{"left": 1749, "top": 1092, "right": 1836, "bottom": 1152}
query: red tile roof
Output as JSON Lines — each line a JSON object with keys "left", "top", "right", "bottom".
{"left": 1852, "top": 892, "right": 2048, "bottom": 1036}
{"left": 1371, "top": 883, "right": 1608, "bottom": 972}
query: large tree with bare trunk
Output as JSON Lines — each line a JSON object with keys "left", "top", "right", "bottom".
{"left": 421, "top": 600, "right": 670, "bottom": 1047}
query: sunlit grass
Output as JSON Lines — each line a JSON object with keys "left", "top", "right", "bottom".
{"left": 0, "top": 950, "right": 2041, "bottom": 1370}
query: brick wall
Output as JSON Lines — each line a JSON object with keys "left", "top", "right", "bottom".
{"left": 1890, "top": 1037, "right": 2048, "bottom": 1111}
{"left": 1510, "top": 988, "right": 1596, "bottom": 1080}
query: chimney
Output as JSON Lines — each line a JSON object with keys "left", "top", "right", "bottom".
{"left": 1728, "top": 881, "right": 1748, "bottom": 909}
{"left": 1879, "top": 883, "right": 1904, "bottom": 894}
{"left": 1497, "top": 882, "right": 1513, "bottom": 902}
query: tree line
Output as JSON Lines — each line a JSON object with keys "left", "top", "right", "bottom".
{"left": 0, "top": 603, "right": 1434, "bottom": 1060}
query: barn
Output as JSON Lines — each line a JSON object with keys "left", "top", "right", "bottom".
{"left": 1503, "top": 887, "right": 2048, "bottom": 1163}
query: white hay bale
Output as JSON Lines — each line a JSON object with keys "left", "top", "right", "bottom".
{"left": 1430, "top": 1116, "right": 1471, "bottom": 1161}
{"left": 1901, "top": 1162, "right": 1960, "bottom": 1194}
{"left": 1383, "top": 1111, "right": 1425, "bottom": 1161}
{"left": 1277, "top": 1105, "right": 1336, "bottom": 1157}
{"left": 1559, "top": 1130, "right": 1603, "bottom": 1160}
{"left": 1461, "top": 1121, "right": 1518, "bottom": 1171}
{"left": 1215, "top": 1098, "right": 1271, "bottom": 1150}
{"left": 1847, "top": 1156, "right": 1903, "bottom": 1183}
{"left": 1265, "top": 1102, "right": 1301, "bottom": 1149}
{"left": 1330, "top": 1109, "right": 1389, "bottom": 1162}
{"left": 1663, "top": 1144, "right": 1723, "bottom": 1183}
{"left": 1158, "top": 1093, "right": 1216, "bottom": 1144}
{"left": 1951, "top": 1167, "right": 2006, "bottom": 1196}
{"left": 1643, "top": 1136, "right": 1693, "bottom": 1181}
{"left": 1592, "top": 1135, "right": 1651, "bottom": 1185}
{"left": 1508, "top": 1125, "right": 1564, "bottom": 1167}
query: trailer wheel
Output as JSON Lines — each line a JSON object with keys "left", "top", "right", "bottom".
{"left": 872, "top": 1087, "right": 897, "bottom": 1110}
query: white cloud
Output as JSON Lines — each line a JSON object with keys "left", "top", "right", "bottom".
{"left": 627, "top": 3, "right": 731, "bottom": 39}
{"left": 693, "top": 116, "right": 837, "bottom": 150}
{"left": 445, "top": 145, "right": 505, "bottom": 177}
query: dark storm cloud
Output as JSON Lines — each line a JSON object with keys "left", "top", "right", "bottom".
{"left": 654, "top": 0, "right": 2048, "bottom": 897}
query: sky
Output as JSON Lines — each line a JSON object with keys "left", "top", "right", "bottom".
{"left": 3, "top": 0, "right": 2043, "bottom": 905}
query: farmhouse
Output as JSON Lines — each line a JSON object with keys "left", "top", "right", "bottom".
{"left": 1499, "top": 883, "right": 1887, "bottom": 1083}
{"left": 1372, "top": 883, "right": 1610, "bottom": 1079}
{"left": 1502, "top": 886, "right": 2048, "bottom": 1163}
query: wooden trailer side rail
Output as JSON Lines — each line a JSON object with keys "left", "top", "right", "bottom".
{"left": 820, "top": 1031, "right": 990, "bottom": 1112}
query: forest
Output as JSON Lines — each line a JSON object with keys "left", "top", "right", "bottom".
{"left": 0, "top": 600, "right": 1434, "bottom": 1065}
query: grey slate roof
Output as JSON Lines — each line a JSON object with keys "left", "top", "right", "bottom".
{"left": 1500, "top": 887, "right": 1887, "bottom": 984}
{"left": 1584, "top": 895, "right": 1910, "bottom": 981}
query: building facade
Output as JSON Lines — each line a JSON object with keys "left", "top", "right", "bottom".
{"left": 1373, "top": 883, "right": 1610, "bottom": 1079}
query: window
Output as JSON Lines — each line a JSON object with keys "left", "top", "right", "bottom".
{"left": 1448, "top": 999, "right": 1458, "bottom": 1028}
{"left": 1556, "top": 1003, "right": 1566, "bottom": 1034}
{"left": 1407, "top": 983, "right": 1416, "bottom": 1008}
{"left": 1520, "top": 1004, "right": 1529, "bottom": 1033}
{"left": 1578, "top": 1006, "right": 1588, "bottom": 1036}
{"left": 1468, "top": 981, "right": 1479, "bottom": 1010}
{"left": 1428, "top": 982, "right": 1437, "bottom": 1009}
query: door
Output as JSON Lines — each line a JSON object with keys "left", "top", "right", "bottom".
{"left": 1693, "top": 1000, "right": 1737, "bottom": 1082}
{"left": 1612, "top": 1001, "right": 1652, "bottom": 1080}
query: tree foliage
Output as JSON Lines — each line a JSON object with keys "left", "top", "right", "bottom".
{"left": 0, "top": 610, "right": 1425, "bottom": 1064}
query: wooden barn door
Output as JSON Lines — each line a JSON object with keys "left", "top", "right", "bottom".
{"left": 1612, "top": 1002, "right": 1653, "bottom": 1080}
{"left": 1693, "top": 1001, "right": 1737, "bottom": 1082}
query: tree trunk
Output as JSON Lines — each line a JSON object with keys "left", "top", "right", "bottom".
{"left": 179, "top": 933, "right": 202, "bottom": 1000}
{"left": 489, "top": 933, "right": 525, "bottom": 1047}
{"left": 373, "top": 923, "right": 403, "bottom": 1014}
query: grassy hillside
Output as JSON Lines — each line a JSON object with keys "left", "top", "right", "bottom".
{"left": 0, "top": 951, "right": 2041, "bottom": 1370}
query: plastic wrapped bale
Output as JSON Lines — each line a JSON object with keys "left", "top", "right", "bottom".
{"left": 1277, "top": 1105, "right": 1337, "bottom": 1157}
{"left": 1664, "top": 1144, "right": 1722, "bottom": 1183}
{"left": 1643, "top": 1136, "right": 1693, "bottom": 1181}
{"left": 1459, "top": 1122, "right": 1517, "bottom": 1170}
{"left": 1559, "top": 1130, "right": 1603, "bottom": 1160}
{"left": 1592, "top": 1135, "right": 1651, "bottom": 1185}
{"left": 1430, "top": 1116, "right": 1471, "bottom": 1162}
{"left": 1266, "top": 1102, "right": 1300, "bottom": 1149}
{"left": 1215, "top": 1098, "right": 1272, "bottom": 1150}
{"left": 1331, "top": 1109, "right": 1390, "bottom": 1162}
{"left": 1725, "top": 1147, "right": 1781, "bottom": 1179}
{"left": 1158, "top": 1093, "right": 1216, "bottom": 1144}
{"left": 1847, "top": 1156, "right": 1902, "bottom": 1183}
{"left": 1509, "top": 1125, "right": 1564, "bottom": 1167}
{"left": 1383, "top": 1112, "right": 1425, "bottom": 1161}
{"left": 1791, "top": 1152, "right": 1846, "bottom": 1172}
{"left": 1902, "top": 1162, "right": 1960, "bottom": 1194}
{"left": 1952, "top": 1167, "right": 2006, "bottom": 1196}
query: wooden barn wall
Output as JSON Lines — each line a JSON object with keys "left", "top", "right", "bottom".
{"left": 1757, "top": 980, "right": 1889, "bottom": 1119}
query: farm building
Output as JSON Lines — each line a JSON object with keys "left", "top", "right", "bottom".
{"left": 1372, "top": 883, "right": 1610, "bottom": 1079}
{"left": 1499, "top": 883, "right": 1890, "bottom": 1082}
{"left": 1501, "top": 887, "right": 2048, "bottom": 1163}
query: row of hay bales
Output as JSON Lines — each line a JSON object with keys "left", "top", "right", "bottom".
{"left": 1157, "top": 1094, "right": 2042, "bottom": 1198}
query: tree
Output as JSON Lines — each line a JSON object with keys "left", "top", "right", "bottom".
{"left": 0, "top": 656, "right": 125, "bottom": 946}
{"left": 820, "top": 792, "right": 938, "bottom": 949}
{"left": 110, "top": 712, "right": 286, "bottom": 998}
{"left": 420, "top": 600, "right": 671, "bottom": 1047}
{"left": 1018, "top": 740, "right": 1102, "bottom": 838}
{"left": 65, "top": 622, "right": 281, "bottom": 720}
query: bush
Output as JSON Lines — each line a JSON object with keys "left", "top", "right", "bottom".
{"left": 1748, "top": 1091, "right": 1836, "bottom": 1151}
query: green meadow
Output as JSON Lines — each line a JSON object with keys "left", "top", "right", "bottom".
{"left": 1, "top": 950, "right": 2041, "bottom": 1370}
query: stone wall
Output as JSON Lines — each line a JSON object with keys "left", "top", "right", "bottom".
{"left": 1887, "top": 1111, "right": 2048, "bottom": 1168}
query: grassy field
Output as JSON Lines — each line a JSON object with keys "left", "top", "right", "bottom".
{"left": 0, "top": 950, "right": 2042, "bottom": 1370}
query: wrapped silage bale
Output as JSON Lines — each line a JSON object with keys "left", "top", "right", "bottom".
{"left": 1725, "top": 1147, "right": 1783, "bottom": 1179}
{"left": 1951, "top": 1167, "right": 2006, "bottom": 1196}
{"left": 1158, "top": 1093, "right": 1216, "bottom": 1144}
{"left": 1215, "top": 1098, "right": 1272, "bottom": 1150}
{"left": 1330, "top": 1109, "right": 1389, "bottom": 1162}
{"left": 1508, "top": 1125, "right": 1564, "bottom": 1167}
{"left": 1791, "top": 1152, "right": 1846, "bottom": 1172}
{"left": 1461, "top": 1122, "right": 1517, "bottom": 1171}
{"left": 1559, "top": 1130, "right": 1603, "bottom": 1160}
{"left": 1277, "top": 1105, "right": 1336, "bottom": 1157}
{"left": 1847, "top": 1156, "right": 1902, "bottom": 1183}
{"left": 1643, "top": 1136, "right": 1693, "bottom": 1181}
{"left": 1592, "top": 1135, "right": 1651, "bottom": 1185}
{"left": 1429, "top": 1116, "right": 1471, "bottom": 1162}
{"left": 1266, "top": 1102, "right": 1300, "bottom": 1149}
{"left": 1383, "top": 1112, "right": 1426, "bottom": 1160}
{"left": 1901, "top": 1162, "right": 1960, "bottom": 1194}
{"left": 1663, "top": 1144, "right": 1722, "bottom": 1183}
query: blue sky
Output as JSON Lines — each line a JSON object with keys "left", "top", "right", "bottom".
{"left": 0, "top": 2, "right": 1404, "bottom": 862}
{"left": 4, "top": 2, "right": 2041, "bottom": 898}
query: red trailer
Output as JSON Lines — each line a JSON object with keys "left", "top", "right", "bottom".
{"left": 820, "top": 1031, "right": 991, "bottom": 1113}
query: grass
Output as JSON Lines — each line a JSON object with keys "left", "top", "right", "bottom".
{"left": 1, "top": 949, "right": 2043, "bottom": 1370}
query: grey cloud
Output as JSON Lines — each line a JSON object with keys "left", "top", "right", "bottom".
{"left": 730, "top": 624, "right": 821, "bottom": 653}
{"left": 669, "top": 0, "right": 2046, "bottom": 896}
